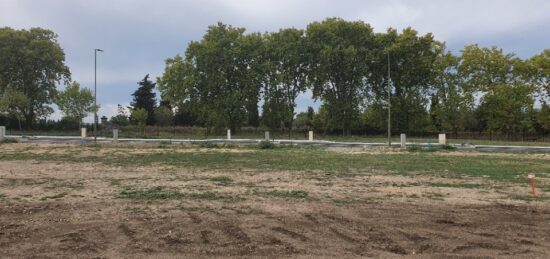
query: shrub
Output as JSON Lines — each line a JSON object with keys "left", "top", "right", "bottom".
{"left": 258, "top": 140, "right": 276, "bottom": 149}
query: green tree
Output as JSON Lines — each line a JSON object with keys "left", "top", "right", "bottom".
{"left": 110, "top": 104, "right": 130, "bottom": 127}
{"left": 262, "top": 28, "right": 310, "bottom": 136}
{"left": 459, "top": 45, "right": 520, "bottom": 92}
{"left": 306, "top": 18, "right": 375, "bottom": 135}
{"left": 430, "top": 50, "right": 473, "bottom": 136}
{"left": 159, "top": 23, "right": 256, "bottom": 133}
{"left": 157, "top": 55, "right": 201, "bottom": 126}
{"left": 478, "top": 83, "right": 535, "bottom": 136}
{"left": 131, "top": 74, "right": 157, "bottom": 125}
{"left": 459, "top": 45, "right": 533, "bottom": 134}
{"left": 0, "top": 27, "right": 71, "bottom": 127}
{"left": 0, "top": 88, "right": 31, "bottom": 130}
{"left": 131, "top": 108, "right": 148, "bottom": 134}
{"left": 527, "top": 49, "right": 550, "bottom": 100}
{"left": 55, "top": 81, "right": 95, "bottom": 125}
{"left": 154, "top": 106, "right": 173, "bottom": 127}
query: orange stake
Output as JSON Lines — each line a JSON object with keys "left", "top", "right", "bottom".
{"left": 528, "top": 173, "right": 536, "bottom": 200}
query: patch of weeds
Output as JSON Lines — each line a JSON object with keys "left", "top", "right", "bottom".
{"left": 423, "top": 192, "right": 445, "bottom": 200}
{"left": 158, "top": 142, "right": 171, "bottom": 148}
{"left": 0, "top": 138, "right": 18, "bottom": 144}
{"left": 509, "top": 194, "right": 534, "bottom": 202}
{"left": 40, "top": 192, "right": 68, "bottom": 200}
{"left": 258, "top": 140, "right": 276, "bottom": 149}
{"left": 440, "top": 144, "right": 457, "bottom": 151}
{"left": 110, "top": 178, "right": 124, "bottom": 186}
{"left": 210, "top": 176, "right": 233, "bottom": 186}
{"left": 119, "top": 186, "right": 185, "bottom": 200}
{"left": 124, "top": 206, "right": 150, "bottom": 214}
{"left": 407, "top": 145, "right": 456, "bottom": 152}
{"left": 429, "top": 182, "right": 483, "bottom": 189}
{"left": 197, "top": 142, "right": 221, "bottom": 148}
{"left": 118, "top": 186, "right": 235, "bottom": 201}
{"left": 254, "top": 189, "right": 309, "bottom": 199}
{"left": 45, "top": 181, "right": 84, "bottom": 190}
{"left": 174, "top": 205, "right": 212, "bottom": 212}
{"left": 188, "top": 191, "right": 236, "bottom": 201}
{"left": 0, "top": 193, "right": 6, "bottom": 200}
{"left": 407, "top": 146, "right": 438, "bottom": 152}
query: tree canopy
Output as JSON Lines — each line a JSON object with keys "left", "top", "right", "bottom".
{"left": 0, "top": 27, "right": 70, "bottom": 127}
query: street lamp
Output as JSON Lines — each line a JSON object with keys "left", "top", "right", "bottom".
{"left": 94, "top": 48, "right": 103, "bottom": 143}
{"left": 387, "top": 52, "right": 392, "bottom": 147}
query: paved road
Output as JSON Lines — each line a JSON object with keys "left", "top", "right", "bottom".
{"left": 5, "top": 135, "right": 550, "bottom": 153}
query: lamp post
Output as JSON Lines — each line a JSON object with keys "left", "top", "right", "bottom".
{"left": 94, "top": 48, "right": 103, "bottom": 143}
{"left": 387, "top": 52, "right": 392, "bottom": 147}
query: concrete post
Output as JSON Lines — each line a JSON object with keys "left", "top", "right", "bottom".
{"left": 438, "top": 133, "right": 446, "bottom": 145}
{"left": 227, "top": 129, "right": 231, "bottom": 140}
{"left": 308, "top": 131, "right": 313, "bottom": 141}
{"left": 0, "top": 126, "right": 5, "bottom": 141}
{"left": 400, "top": 133, "right": 406, "bottom": 148}
{"left": 264, "top": 131, "right": 269, "bottom": 141}
{"left": 113, "top": 129, "right": 119, "bottom": 142}
{"left": 81, "top": 128, "right": 87, "bottom": 138}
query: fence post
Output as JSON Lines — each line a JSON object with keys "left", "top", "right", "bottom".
{"left": 227, "top": 129, "right": 231, "bottom": 140}
{"left": 0, "top": 126, "right": 5, "bottom": 141}
{"left": 438, "top": 133, "right": 446, "bottom": 145}
{"left": 113, "top": 129, "right": 119, "bottom": 142}
{"left": 265, "top": 131, "right": 269, "bottom": 141}
{"left": 400, "top": 133, "right": 406, "bottom": 148}
{"left": 81, "top": 128, "right": 87, "bottom": 138}
{"left": 309, "top": 131, "right": 313, "bottom": 141}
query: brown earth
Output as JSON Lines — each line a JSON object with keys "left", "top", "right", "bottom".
{"left": 0, "top": 143, "right": 549, "bottom": 258}
{"left": 1, "top": 200, "right": 549, "bottom": 258}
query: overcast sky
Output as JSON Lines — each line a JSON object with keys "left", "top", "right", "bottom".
{"left": 1, "top": 0, "right": 549, "bottom": 122}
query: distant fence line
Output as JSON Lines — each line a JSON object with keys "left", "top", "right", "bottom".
{"left": 4, "top": 125, "right": 550, "bottom": 143}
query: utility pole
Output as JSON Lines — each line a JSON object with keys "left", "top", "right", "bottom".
{"left": 94, "top": 48, "right": 103, "bottom": 143}
{"left": 387, "top": 52, "right": 391, "bottom": 147}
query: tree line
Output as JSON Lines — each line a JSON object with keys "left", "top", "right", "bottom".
{"left": 1, "top": 19, "right": 549, "bottom": 137}
{"left": 156, "top": 18, "right": 549, "bottom": 137}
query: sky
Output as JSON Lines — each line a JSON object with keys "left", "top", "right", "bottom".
{"left": 1, "top": 0, "right": 549, "bottom": 122}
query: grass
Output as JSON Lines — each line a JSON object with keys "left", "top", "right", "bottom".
{"left": 119, "top": 186, "right": 185, "bottom": 200}
{"left": 118, "top": 186, "right": 236, "bottom": 201}
{"left": 210, "top": 176, "right": 233, "bottom": 186}
{"left": 428, "top": 182, "right": 484, "bottom": 189}
{"left": 253, "top": 189, "right": 309, "bottom": 199}
{"left": 1, "top": 145, "right": 549, "bottom": 183}
{"left": 0, "top": 138, "right": 18, "bottom": 144}
{"left": 40, "top": 192, "right": 68, "bottom": 200}
{"left": 258, "top": 140, "right": 276, "bottom": 149}
{"left": 424, "top": 192, "right": 445, "bottom": 200}
{"left": 407, "top": 144, "right": 457, "bottom": 152}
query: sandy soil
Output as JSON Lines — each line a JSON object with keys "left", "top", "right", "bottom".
{"left": 1, "top": 143, "right": 549, "bottom": 258}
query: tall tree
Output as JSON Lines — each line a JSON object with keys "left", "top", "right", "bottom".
{"left": 131, "top": 74, "right": 157, "bottom": 125}
{"left": 264, "top": 29, "right": 309, "bottom": 136}
{"left": 478, "top": 83, "right": 535, "bottom": 136}
{"left": 237, "top": 33, "right": 264, "bottom": 128}
{"left": 430, "top": 50, "right": 473, "bottom": 136}
{"left": 55, "top": 81, "right": 96, "bottom": 125}
{"left": 159, "top": 23, "right": 257, "bottom": 133}
{"left": 0, "top": 27, "right": 71, "bottom": 127}
{"left": 368, "top": 28, "right": 441, "bottom": 132}
{"left": 306, "top": 18, "right": 375, "bottom": 135}
{"left": 459, "top": 45, "right": 535, "bottom": 134}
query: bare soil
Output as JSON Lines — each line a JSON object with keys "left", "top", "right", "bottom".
{"left": 1, "top": 143, "right": 549, "bottom": 258}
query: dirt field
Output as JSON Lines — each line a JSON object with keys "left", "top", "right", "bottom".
{"left": 1, "top": 143, "right": 549, "bottom": 258}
